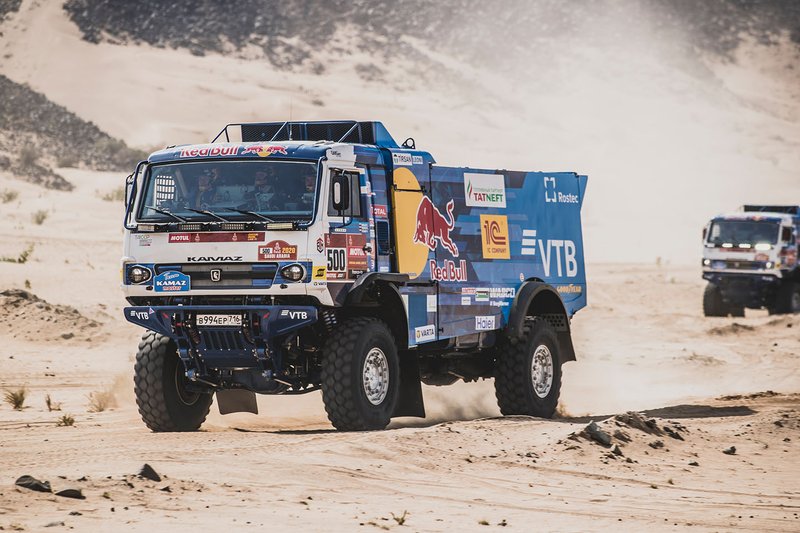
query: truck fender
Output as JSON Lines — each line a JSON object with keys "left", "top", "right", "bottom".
{"left": 345, "top": 273, "right": 425, "bottom": 418}
{"left": 507, "top": 281, "right": 577, "bottom": 362}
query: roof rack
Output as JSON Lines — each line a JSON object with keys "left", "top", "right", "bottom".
{"left": 741, "top": 205, "right": 800, "bottom": 215}
{"left": 211, "top": 120, "right": 399, "bottom": 148}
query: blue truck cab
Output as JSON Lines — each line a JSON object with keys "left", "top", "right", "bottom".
{"left": 121, "top": 120, "right": 588, "bottom": 431}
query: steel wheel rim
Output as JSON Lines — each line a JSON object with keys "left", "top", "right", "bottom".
{"left": 174, "top": 363, "right": 200, "bottom": 406}
{"left": 363, "top": 348, "right": 389, "bottom": 406}
{"left": 531, "top": 344, "right": 554, "bottom": 399}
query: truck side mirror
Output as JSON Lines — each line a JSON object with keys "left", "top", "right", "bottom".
{"left": 782, "top": 226, "right": 793, "bottom": 243}
{"left": 702, "top": 227, "right": 707, "bottom": 241}
{"left": 332, "top": 173, "right": 350, "bottom": 213}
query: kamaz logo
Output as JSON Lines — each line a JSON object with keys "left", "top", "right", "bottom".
{"left": 187, "top": 256, "right": 243, "bottom": 262}
{"left": 280, "top": 309, "right": 308, "bottom": 320}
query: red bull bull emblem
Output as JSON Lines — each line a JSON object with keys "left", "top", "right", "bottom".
{"left": 240, "top": 144, "right": 289, "bottom": 157}
{"left": 413, "top": 196, "right": 459, "bottom": 257}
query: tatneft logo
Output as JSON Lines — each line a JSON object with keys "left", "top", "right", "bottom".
{"left": 521, "top": 229, "right": 579, "bottom": 277}
{"left": 544, "top": 176, "right": 579, "bottom": 204}
{"left": 464, "top": 173, "right": 506, "bottom": 208}
{"left": 480, "top": 214, "right": 510, "bottom": 259}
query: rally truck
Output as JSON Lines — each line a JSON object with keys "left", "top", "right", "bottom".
{"left": 121, "top": 120, "right": 588, "bottom": 431}
{"left": 702, "top": 205, "right": 800, "bottom": 316}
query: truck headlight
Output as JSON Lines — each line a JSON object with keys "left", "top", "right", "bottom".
{"left": 765, "top": 261, "right": 774, "bottom": 269}
{"left": 280, "top": 264, "right": 305, "bottom": 282}
{"left": 128, "top": 266, "right": 152, "bottom": 284}
{"left": 702, "top": 258, "right": 710, "bottom": 266}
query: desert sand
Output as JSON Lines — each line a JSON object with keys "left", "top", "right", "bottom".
{"left": 1, "top": 1, "right": 799, "bottom": 531}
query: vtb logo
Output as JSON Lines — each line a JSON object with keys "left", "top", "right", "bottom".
{"left": 480, "top": 214, "right": 510, "bottom": 259}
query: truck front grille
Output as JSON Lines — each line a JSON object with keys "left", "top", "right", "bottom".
{"left": 724, "top": 260, "right": 765, "bottom": 270}
{"left": 155, "top": 263, "right": 278, "bottom": 289}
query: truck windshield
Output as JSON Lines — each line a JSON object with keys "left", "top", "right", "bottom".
{"left": 708, "top": 220, "right": 780, "bottom": 246}
{"left": 137, "top": 160, "right": 318, "bottom": 222}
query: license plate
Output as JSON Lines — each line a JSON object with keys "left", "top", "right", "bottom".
{"left": 196, "top": 314, "right": 242, "bottom": 327}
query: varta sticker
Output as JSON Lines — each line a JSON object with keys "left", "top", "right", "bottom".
{"left": 153, "top": 270, "right": 190, "bottom": 292}
{"left": 414, "top": 325, "right": 436, "bottom": 343}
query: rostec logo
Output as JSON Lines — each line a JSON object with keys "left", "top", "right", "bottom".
{"left": 521, "top": 228, "right": 579, "bottom": 278}
{"left": 544, "top": 176, "right": 557, "bottom": 203}
{"left": 414, "top": 196, "right": 459, "bottom": 257}
{"left": 544, "top": 176, "right": 579, "bottom": 204}
{"left": 279, "top": 309, "right": 308, "bottom": 320}
{"left": 210, "top": 269, "right": 222, "bottom": 282}
{"left": 480, "top": 214, "right": 510, "bottom": 259}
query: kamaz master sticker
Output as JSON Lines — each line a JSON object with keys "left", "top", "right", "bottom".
{"left": 153, "top": 271, "right": 190, "bottom": 292}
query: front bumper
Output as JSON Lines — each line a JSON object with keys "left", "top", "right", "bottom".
{"left": 701, "top": 272, "right": 781, "bottom": 307}
{"left": 124, "top": 305, "right": 317, "bottom": 370}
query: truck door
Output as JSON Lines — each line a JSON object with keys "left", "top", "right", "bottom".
{"left": 390, "top": 165, "right": 438, "bottom": 346}
{"left": 324, "top": 168, "right": 373, "bottom": 284}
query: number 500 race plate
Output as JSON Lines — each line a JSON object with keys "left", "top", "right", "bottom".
{"left": 196, "top": 314, "right": 242, "bottom": 327}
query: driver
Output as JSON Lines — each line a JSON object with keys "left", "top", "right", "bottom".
{"left": 193, "top": 168, "right": 220, "bottom": 209}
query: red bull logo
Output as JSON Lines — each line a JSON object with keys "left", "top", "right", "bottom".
{"left": 413, "top": 196, "right": 459, "bottom": 257}
{"left": 240, "top": 144, "right": 289, "bottom": 157}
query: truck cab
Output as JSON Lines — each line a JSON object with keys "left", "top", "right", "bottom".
{"left": 702, "top": 205, "right": 800, "bottom": 316}
{"left": 121, "top": 120, "right": 588, "bottom": 431}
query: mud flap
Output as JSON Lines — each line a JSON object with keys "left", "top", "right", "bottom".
{"left": 393, "top": 352, "right": 425, "bottom": 418}
{"left": 216, "top": 390, "right": 258, "bottom": 415}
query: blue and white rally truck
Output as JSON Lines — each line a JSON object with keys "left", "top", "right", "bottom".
{"left": 121, "top": 120, "right": 588, "bottom": 431}
{"left": 702, "top": 205, "right": 800, "bottom": 316}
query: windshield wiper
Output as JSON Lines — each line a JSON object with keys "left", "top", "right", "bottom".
{"left": 183, "top": 207, "right": 235, "bottom": 222}
{"left": 221, "top": 207, "right": 275, "bottom": 222}
{"left": 144, "top": 205, "right": 188, "bottom": 223}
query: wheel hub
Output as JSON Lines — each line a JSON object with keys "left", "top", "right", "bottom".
{"left": 531, "top": 344, "right": 554, "bottom": 398}
{"left": 363, "top": 348, "right": 389, "bottom": 406}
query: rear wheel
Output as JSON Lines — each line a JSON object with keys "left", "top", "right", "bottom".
{"left": 703, "top": 282, "right": 727, "bottom": 317}
{"left": 134, "top": 331, "right": 213, "bottom": 432}
{"left": 321, "top": 317, "right": 400, "bottom": 431}
{"left": 494, "top": 317, "right": 562, "bottom": 418}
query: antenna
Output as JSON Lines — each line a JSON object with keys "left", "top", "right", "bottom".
{"left": 288, "top": 98, "right": 293, "bottom": 140}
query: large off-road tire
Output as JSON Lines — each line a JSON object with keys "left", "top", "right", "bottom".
{"left": 321, "top": 317, "right": 400, "bottom": 431}
{"left": 771, "top": 280, "right": 800, "bottom": 315}
{"left": 494, "top": 317, "right": 562, "bottom": 418}
{"left": 702, "top": 282, "right": 727, "bottom": 317}
{"left": 134, "top": 331, "right": 213, "bottom": 432}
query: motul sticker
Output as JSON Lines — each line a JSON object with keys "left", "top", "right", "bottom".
{"left": 258, "top": 240, "right": 298, "bottom": 260}
{"left": 169, "top": 232, "right": 265, "bottom": 243}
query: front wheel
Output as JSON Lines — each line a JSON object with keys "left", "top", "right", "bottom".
{"left": 771, "top": 281, "right": 800, "bottom": 314}
{"left": 494, "top": 317, "right": 562, "bottom": 418}
{"left": 703, "top": 282, "right": 727, "bottom": 317}
{"left": 321, "top": 317, "right": 400, "bottom": 431}
{"left": 133, "top": 332, "right": 213, "bottom": 432}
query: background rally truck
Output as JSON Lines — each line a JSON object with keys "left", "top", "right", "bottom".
{"left": 121, "top": 120, "right": 588, "bottom": 431}
{"left": 702, "top": 205, "right": 800, "bottom": 317}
